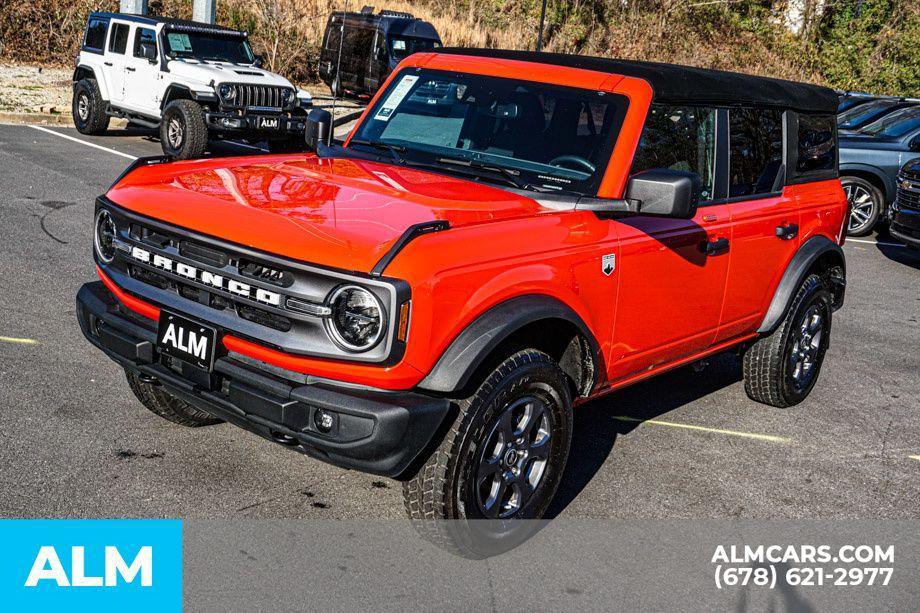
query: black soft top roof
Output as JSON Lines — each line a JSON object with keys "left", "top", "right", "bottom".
{"left": 90, "top": 12, "right": 247, "bottom": 37}
{"left": 436, "top": 48, "right": 838, "bottom": 114}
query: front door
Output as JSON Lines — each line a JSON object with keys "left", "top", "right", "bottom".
{"left": 607, "top": 104, "right": 729, "bottom": 380}
{"left": 123, "top": 27, "right": 162, "bottom": 114}
{"left": 610, "top": 208, "right": 731, "bottom": 380}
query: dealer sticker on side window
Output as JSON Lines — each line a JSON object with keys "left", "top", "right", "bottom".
{"left": 374, "top": 75, "right": 419, "bottom": 122}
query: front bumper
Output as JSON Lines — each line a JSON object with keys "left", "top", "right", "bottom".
{"left": 76, "top": 281, "right": 450, "bottom": 478}
{"left": 889, "top": 201, "right": 920, "bottom": 248}
{"left": 205, "top": 110, "right": 306, "bottom": 137}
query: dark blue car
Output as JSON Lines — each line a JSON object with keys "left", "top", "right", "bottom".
{"left": 839, "top": 105, "right": 920, "bottom": 235}
{"left": 890, "top": 158, "right": 920, "bottom": 249}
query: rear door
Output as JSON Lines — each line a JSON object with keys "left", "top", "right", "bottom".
{"left": 609, "top": 105, "right": 732, "bottom": 379}
{"left": 103, "top": 20, "right": 132, "bottom": 106}
{"left": 719, "top": 108, "right": 801, "bottom": 341}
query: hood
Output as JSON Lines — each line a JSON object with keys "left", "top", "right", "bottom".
{"left": 106, "top": 155, "right": 553, "bottom": 274}
{"left": 166, "top": 60, "right": 293, "bottom": 88}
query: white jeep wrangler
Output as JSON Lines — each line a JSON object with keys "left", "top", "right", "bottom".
{"left": 73, "top": 12, "right": 313, "bottom": 158}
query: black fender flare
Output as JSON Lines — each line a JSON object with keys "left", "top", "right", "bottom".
{"left": 72, "top": 65, "right": 97, "bottom": 83}
{"left": 416, "top": 295, "right": 601, "bottom": 395}
{"left": 161, "top": 85, "right": 215, "bottom": 110}
{"left": 757, "top": 235, "right": 846, "bottom": 334}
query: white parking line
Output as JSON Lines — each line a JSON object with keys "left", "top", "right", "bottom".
{"left": 846, "top": 238, "right": 908, "bottom": 248}
{"left": 29, "top": 125, "right": 137, "bottom": 160}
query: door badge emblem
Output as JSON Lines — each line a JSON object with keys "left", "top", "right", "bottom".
{"left": 602, "top": 253, "right": 616, "bottom": 276}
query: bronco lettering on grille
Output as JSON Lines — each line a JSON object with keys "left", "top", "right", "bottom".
{"left": 130, "top": 246, "right": 281, "bottom": 306}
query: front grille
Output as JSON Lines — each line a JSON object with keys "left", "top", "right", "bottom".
{"left": 227, "top": 84, "right": 291, "bottom": 110}
{"left": 120, "top": 222, "right": 327, "bottom": 332}
{"left": 897, "top": 173, "right": 920, "bottom": 211}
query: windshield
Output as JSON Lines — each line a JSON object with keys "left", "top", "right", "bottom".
{"left": 389, "top": 36, "right": 440, "bottom": 61}
{"left": 838, "top": 99, "right": 899, "bottom": 129}
{"left": 859, "top": 105, "right": 920, "bottom": 138}
{"left": 349, "top": 69, "right": 628, "bottom": 194}
{"left": 164, "top": 31, "right": 254, "bottom": 64}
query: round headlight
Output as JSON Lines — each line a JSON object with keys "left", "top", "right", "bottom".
{"left": 281, "top": 88, "right": 295, "bottom": 105}
{"left": 325, "top": 285, "right": 385, "bottom": 352}
{"left": 94, "top": 209, "right": 117, "bottom": 263}
{"left": 218, "top": 84, "right": 235, "bottom": 101}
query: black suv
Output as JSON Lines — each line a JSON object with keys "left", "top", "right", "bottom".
{"left": 890, "top": 157, "right": 920, "bottom": 248}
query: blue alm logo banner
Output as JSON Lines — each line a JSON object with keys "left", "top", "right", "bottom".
{"left": 0, "top": 520, "right": 182, "bottom": 612}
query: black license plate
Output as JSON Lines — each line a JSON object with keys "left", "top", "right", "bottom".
{"left": 157, "top": 311, "right": 217, "bottom": 371}
{"left": 259, "top": 116, "right": 280, "bottom": 129}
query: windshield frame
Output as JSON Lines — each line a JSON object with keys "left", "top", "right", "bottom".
{"left": 163, "top": 30, "right": 255, "bottom": 64}
{"left": 345, "top": 67, "right": 629, "bottom": 196}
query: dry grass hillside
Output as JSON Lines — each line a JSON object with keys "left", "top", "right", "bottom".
{"left": 0, "top": 0, "right": 916, "bottom": 94}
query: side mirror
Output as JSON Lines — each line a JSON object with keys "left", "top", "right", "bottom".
{"left": 909, "top": 137, "right": 920, "bottom": 153}
{"left": 252, "top": 55, "right": 264, "bottom": 68}
{"left": 142, "top": 44, "right": 157, "bottom": 62}
{"left": 624, "top": 169, "right": 701, "bottom": 218}
{"left": 304, "top": 108, "right": 332, "bottom": 151}
{"left": 576, "top": 169, "right": 701, "bottom": 219}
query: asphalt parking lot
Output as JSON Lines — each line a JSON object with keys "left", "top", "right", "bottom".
{"left": 1, "top": 122, "right": 918, "bottom": 521}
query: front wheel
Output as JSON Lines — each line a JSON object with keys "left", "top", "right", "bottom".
{"left": 159, "top": 99, "right": 208, "bottom": 159}
{"left": 403, "top": 349, "right": 573, "bottom": 557}
{"left": 842, "top": 176, "right": 883, "bottom": 236}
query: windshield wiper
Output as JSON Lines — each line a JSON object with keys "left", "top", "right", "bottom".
{"left": 435, "top": 156, "right": 536, "bottom": 191}
{"left": 348, "top": 139, "right": 408, "bottom": 164}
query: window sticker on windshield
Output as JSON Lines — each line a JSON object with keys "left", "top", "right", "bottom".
{"left": 392, "top": 39, "right": 406, "bottom": 50}
{"left": 374, "top": 75, "right": 418, "bottom": 122}
{"left": 167, "top": 33, "right": 192, "bottom": 52}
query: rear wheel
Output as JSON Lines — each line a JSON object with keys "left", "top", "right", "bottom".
{"left": 842, "top": 176, "right": 883, "bottom": 236}
{"left": 403, "top": 350, "right": 573, "bottom": 557}
{"left": 125, "top": 371, "right": 222, "bottom": 427}
{"left": 742, "top": 274, "right": 833, "bottom": 408}
{"left": 159, "top": 99, "right": 208, "bottom": 159}
{"left": 72, "top": 79, "right": 110, "bottom": 135}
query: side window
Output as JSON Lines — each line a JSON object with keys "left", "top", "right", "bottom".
{"left": 133, "top": 28, "right": 157, "bottom": 59}
{"left": 729, "top": 108, "right": 783, "bottom": 197}
{"left": 84, "top": 18, "right": 109, "bottom": 51}
{"left": 325, "top": 20, "right": 341, "bottom": 50}
{"left": 631, "top": 105, "right": 717, "bottom": 201}
{"left": 796, "top": 114, "right": 836, "bottom": 175}
{"left": 108, "top": 23, "right": 130, "bottom": 55}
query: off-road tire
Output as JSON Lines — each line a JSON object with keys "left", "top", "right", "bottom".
{"left": 125, "top": 370, "right": 222, "bottom": 427}
{"left": 160, "top": 99, "right": 208, "bottom": 159}
{"left": 743, "top": 274, "right": 833, "bottom": 408}
{"left": 842, "top": 176, "right": 883, "bottom": 237}
{"left": 72, "top": 79, "right": 110, "bottom": 135}
{"left": 403, "top": 349, "right": 573, "bottom": 557}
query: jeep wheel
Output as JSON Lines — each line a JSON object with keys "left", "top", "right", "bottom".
{"left": 72, "top": 79, "right": 110, "bottom": 135}
{"left": 403, "top": 350, "right": 573, "bottom": 558}
{"left": 843, "top": 176, "right": 883, "bottom": 236}
{"left": 125, "top": 370, "right": 222, "bottom": 427}
{"left": 160, "top": 99, "right": 208, "bottom": 159}
{"left": 743, "top": 274, "right": 833, "bottom": 408}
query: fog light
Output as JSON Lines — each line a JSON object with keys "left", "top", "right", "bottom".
{"left": 220, "top": 117, "right": 243, "bottom": 128}
{"left": 314, "top": 408, "right": 335, "bottom": 433}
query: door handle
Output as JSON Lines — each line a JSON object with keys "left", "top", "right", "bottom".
{"left": 701, "top": 237, "right": 730, "bottom": 255}
{"left": 126, "top": 67, "right": 136, "bottom": 72}
{"left": 104, "top": 61, "right": 113, "bottom": 66}
{"left": 775, "top": 223, "right": 798, "bottom": 240}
